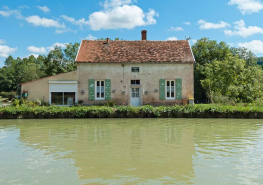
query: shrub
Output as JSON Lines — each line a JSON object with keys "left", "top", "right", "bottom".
{"left": 0, "top": 92, "right": 16, "bottom": 100}
{"left": 208, "top": 91, "right": 236, "bottom": 105}
{"left": 104, "top": 100, "right": 116, "bottom": 107}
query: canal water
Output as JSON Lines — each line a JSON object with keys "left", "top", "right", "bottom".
{"left": 0, "top": 119, "right": 263, "bottom": 185}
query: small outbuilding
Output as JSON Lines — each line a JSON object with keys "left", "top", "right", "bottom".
{"left": 21, "top": 30, "right": 195, "bottom": 106}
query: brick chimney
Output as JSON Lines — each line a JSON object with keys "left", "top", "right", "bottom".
{"left": 141, "top": 30, "right": 147, "bottom": 41}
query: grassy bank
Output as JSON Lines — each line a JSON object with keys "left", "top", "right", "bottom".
{"left": 1, "top": 104, "right": 263, "bottom": 119}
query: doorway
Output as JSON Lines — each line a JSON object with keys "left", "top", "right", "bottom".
{"left": 130, "top": 87, "right": 141, "bottom": 107}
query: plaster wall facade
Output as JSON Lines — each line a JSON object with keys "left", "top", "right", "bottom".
{"left": 21, "top": 71, "right": 78, "bottom": 102}
{"left": 78, "top": 63, "right": 194, "bottom": 106}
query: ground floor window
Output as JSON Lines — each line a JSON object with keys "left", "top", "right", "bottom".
{"left": 51, "top": 92, "right": 75, "bottom": 105}
{"left": 96, "top": 80, "right": 105, "bottom": 100}
{"left": 166, "top": 80, "right": 175, "bottom": 99}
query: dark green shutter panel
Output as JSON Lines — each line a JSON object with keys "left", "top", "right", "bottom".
{"left": 105, "top": 79, "right": 111, "bottom": 100}
{"left": 159, "top": 79, "right": 165, "bottom": 100}
{"left": 88, "top": 79, "right": 95, "bottom": 101}
{"left": 176, "top": 79, "right": 182, "bottom": 100}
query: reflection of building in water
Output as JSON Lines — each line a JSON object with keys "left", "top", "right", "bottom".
{"left": 18, "top": 119, "right": 196, "bottom": 183}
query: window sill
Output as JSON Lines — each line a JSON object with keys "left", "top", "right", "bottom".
{"left": 130, "top": 85, "right": 141, "bottom": 88}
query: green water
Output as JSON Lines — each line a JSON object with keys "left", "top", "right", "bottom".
{"left": 0, "top": 119, "right": 263, "bottom": 185}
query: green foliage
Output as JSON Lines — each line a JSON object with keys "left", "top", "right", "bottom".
{"left": 0, "top": 92, "right": 15, "bottom": 99}
{"left": 201, "top": 54, "right": 263, "bottom": 103}
{"left": 44, "top": 43, "right": 79, "bottom": 76}
{"left": 208, "top": 91, "right": 236, "bottom": 105}
{"left": 192, "top": 37, "right": 262, "bottom": 103}
{"left": 104, "top": 100, "right": 116, "bottom": 107}
{"left": 230, "top": 47, "right": 257, "bottom": 66}
{"left": 0, "top": 42, "right": 80, "bottom": 92}
{"left": 0, "top": 96, "right": 8, "bottom": 104}
{"left": 2, "top": 104, "right": 263, "bottom": 118}
{"left": 192, "top": 38, "right": 232, "bottom": 103}
{"left": 257, "top": 57, "right": 263, "bottom": 65}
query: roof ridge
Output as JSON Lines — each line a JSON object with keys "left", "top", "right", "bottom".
{"left": 82, "top": 40, "right": 187, "bottom": 42}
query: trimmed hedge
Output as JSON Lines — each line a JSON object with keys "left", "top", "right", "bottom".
{"left": 1, "top": 104, "right": 263, "bottom": 119}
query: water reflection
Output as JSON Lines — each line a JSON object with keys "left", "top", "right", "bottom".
{"left": 0, "top": 119, "right": 263, "bottom": 184}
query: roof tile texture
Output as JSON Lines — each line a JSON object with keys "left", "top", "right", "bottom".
{"left": 76, "top": 40, "right": 194, "bottom": 63}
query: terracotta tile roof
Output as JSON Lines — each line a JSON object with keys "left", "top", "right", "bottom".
{"left": 75, "top": 40, "right": 194, "bottom": 63}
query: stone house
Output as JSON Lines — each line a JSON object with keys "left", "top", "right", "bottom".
{"left": 21, "top": 30, "right": 195, "bottom": 106}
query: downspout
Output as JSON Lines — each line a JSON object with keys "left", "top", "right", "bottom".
{"left": 187, "top": 40, "right": 196, "bottom": 101}
{"left": 122, "top": 63, "right": 125, "bottom": 88}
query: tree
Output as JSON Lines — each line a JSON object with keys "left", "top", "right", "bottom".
{"left": 191, "top": 38, "right": 232, "bottom": 102}
{"left": 230, "top": 47, "right": 257, "bottom": 66}
{"left": 257, "top": 57, "right": 263, "bottom": 65}
{"left": 201, "top": 54, "right": 263, "bottom": 103}
{"left": 0, "top": 42, "right": 80, "bottom": 92}
{"left": 44, "top": 42, "right": 79, "bottom": 76}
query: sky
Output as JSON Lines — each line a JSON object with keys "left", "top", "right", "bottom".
{"left": 1, "top": 0, "right": 263, "bottom": 66}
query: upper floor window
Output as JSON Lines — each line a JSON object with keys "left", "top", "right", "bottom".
{"left": 131, "top": 80, "right": 140, "bottom": 85}
{"left": 132, "top": 67, "right": 139, "bottom": 72}
{"left": 166, "top": 80, "right": 175, "bottom": 99}
{"left": 96, "top": 80, "right": 105, "bottom": 100}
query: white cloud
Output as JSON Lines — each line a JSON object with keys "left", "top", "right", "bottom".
{"left": 0, "top": 44, "right": 17, "bottom": 58}
{"left": 61, "top": 15, "right": 88, "bottom": 26}
{"left": 0, "top": 6, "right": 23, "bottom": 19}
{"left": 197, "top": 19, "right": 230, "bottom": 30}
{"left": 192, "top": 39, "right": 197, "bottom": 44}
{"left": 238, "top": 40, "right": 263, "bottom": 53}
{"left": 25, "top": 15, "right": 65, "bottom": 28}
{"left": 18, "top": 5, "right": 29, "bottom": 9}
{"left": 183, "top": 22, "right": 191, "bottom": 25}
{"left": 228, "top": 0, "right": 263, "bottom": 14}
{"left": 168, "top": 26, "right": 183, "bottom": 31}
{"left": 47, "top": 42, "right": 67, "bottom": 51}
{"left": 27, "top": 54, "right": 40, "bottom": 58}
{"left": 86, "top": 34, "right": 97, "bottom": 40}
{"left": 26, "top": 43, "right": 68, "bottom": 55}
{"left": 36, "top": 6, "right": 50, "bottom": 13}
{"left": 36, "top": 5, "right": 50, "bottom": 13}
{"left": 60, "top": 1, "right": 158, "bottom": 30}
{"left": 88, "top": 5, "right": 158, "bottom": 30}
{"left": 166, "top": 37, "right": 178, "bottom": 41}
{"left": 102, "top": 0, "right": 134, "bottom": 9}
{"left": 27, "top": 46, "right": 46, "bottom": 54}
{"left": 0, "top": 39, "right": 6, "bottom": 44}
{"left": 224, "top": 20, "right": 263, "bottom": 37}
{"left": 55, "top": 28, "right": 77, "bottom": 34}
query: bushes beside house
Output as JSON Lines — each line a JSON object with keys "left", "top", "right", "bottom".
{"left": 1, "top": 104, "right": 263, "bottom": 119}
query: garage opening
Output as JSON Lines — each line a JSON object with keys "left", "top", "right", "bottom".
{"left": 51, "top": 92, "right": 76, "bottom": 105}
{"left": 49, "top": 81, "right": 78, "bottom": 106}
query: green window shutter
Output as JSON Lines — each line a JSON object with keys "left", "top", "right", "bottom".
{"left": 176, "top": 79, "right": 182, "bottom": 100}
{"left": 88, "top": 79, "right": 95, "bottom": 101}
{"left": 159, "top": 79, "right": 165, "bottom": 100}
{"left": 105, "top": 79, "right": 111, "bottom": 100}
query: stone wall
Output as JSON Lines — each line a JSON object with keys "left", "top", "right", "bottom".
{"left": 78, "top": 63, "right": 194, "bottom": 106}
{"left": 21, "top": 71, "right": 78, "bottom": 102}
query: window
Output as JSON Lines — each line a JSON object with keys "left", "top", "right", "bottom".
{"left": 96, "top": 80, "right": 105, "bottom": 100}
{"left": 51, "top": 92, "right": 75, "bottom": 105}
{"left": 131, "top": 80, "right": 140, "bottom": 85}
{"left": 131, "top": 88, "right": 140, "bottom": 97}
{"left": 132, "top": 67, "right": 139, "bottom": 72}
{"left": 166, "top": 80, "right": 175, "bottom": 99}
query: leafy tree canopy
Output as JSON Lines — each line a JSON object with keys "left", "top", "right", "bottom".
{"left": 200, "top": 54, "right": 263, "bottom": 103}
{"left": 0, "top": 42, "right": 79, "bottom": 92}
